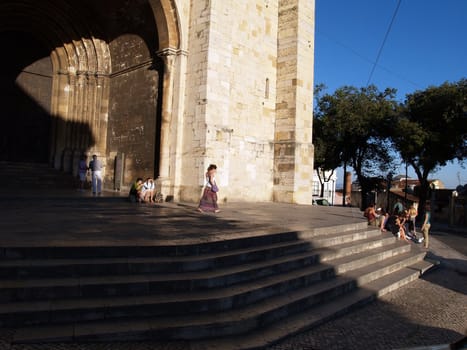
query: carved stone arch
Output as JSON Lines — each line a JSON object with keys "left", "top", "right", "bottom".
{"left": 0, "top": 0, "right": 182, "bottom": 189}
{"left": 0, "top": 0, "right": 113, "bottom": 168}
{"left": 143, "top": 0, "right": 185, "bottom": 199}
{"left": 148, "top": 0, "right": 180, "bottom": 50}
{"left": 50, "top": 37, "right": 111, "bottom": 172}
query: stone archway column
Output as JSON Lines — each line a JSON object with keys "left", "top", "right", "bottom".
{"left": 50, "top": 71, "right": 71, "bottom": 170}
{"left": 156, "top": 47, "right": 186, "bottom": 201}
{"left": 88, "top": 74, "right": 110, "bottom": 178}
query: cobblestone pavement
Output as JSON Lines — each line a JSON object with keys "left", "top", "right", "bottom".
{"left": 430, "top": 231, "right": 467, "bottom": 256}
{"left": 267, "top": 266, "right": 466, "bottom": 350}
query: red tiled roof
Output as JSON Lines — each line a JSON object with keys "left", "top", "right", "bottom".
{"left": 390, "top": 189, "right": 419, "bottom": 203}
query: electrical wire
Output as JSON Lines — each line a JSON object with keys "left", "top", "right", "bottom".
{"left": 316, "top": 29, "right": 421, "bottom": 90}
{"left": 366, "top": 0, "right": 402, "bottom": 86}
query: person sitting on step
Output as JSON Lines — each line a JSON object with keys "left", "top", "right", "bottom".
{"left": 141, "top": 177, "right": 156, "bottom": 204}
{"left": 364, "top": 203, "right": 378, "bottom": 226}
{"left": 129, "top": 178, "right": 144, "bottom": 203}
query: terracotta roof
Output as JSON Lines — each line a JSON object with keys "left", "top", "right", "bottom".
{"left": 390, "top": 189, "right": 419, "bottom": 203}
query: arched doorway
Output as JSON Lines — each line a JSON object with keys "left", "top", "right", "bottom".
{"left": 0, "top": 31, "right": 52, "bottom": 163}
{"left": 0, "top": 0, "right": 181, "bottom": 190}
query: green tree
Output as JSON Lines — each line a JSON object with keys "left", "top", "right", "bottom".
{"left": 314, "top": 85, "right": 399, "bottom": 208}
{"left": 313, "top": 85, "right": 342, "bottom": 198}
{"left": 393, "top": 78, "right": 467, "bottom": 214}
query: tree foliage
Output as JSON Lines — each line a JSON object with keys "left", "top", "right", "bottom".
{"left": 313, "top": 84, "right": 341, "bottom": 197}
{"left": 314, "top": 84, "right": 400, "bottom": 208}
{"left": 392, "top": 78, "right": 467, "bottom": 212}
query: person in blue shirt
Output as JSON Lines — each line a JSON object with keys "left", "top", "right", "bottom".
{"left": 393, "top": 198, "right": 404, "bottom": 215}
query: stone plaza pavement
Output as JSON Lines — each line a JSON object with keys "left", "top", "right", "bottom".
{"left": 0, "top": 189, "right": 466, "bottom": 350}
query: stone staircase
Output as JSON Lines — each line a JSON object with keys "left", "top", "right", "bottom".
{"left": 0, "top": 161, "right": 75, "bottom": 190}
{"left": 0, "top": 222, "right": 433, "bottom": 349}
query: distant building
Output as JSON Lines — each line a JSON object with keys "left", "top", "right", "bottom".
{"left": 313, "top": 169, "right": 337, "bottom": 205}
{"left": 391, "top": 175, "right": 445, "bottom": 192}
{"left": 348, "top": 174, "right": 446, "bottom": 210}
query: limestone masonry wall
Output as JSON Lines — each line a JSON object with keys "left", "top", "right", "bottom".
{"left": 178, "top": 0, "right": 315, "bottom": 204}
{"left": 180, "top": 0, "right": 281, "bottom": 203}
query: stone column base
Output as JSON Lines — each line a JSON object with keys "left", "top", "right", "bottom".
{"left": 155, "top": 177, "right": 173, "bottom": 202}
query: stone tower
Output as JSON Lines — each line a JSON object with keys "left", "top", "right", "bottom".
{"left": 0, "top": 0, "right": 315, "bottom": 204}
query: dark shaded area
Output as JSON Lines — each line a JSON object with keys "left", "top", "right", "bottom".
{"left": 268, "top": 268, "right": 466, "bottom": 350}
{"left": 0, "top": 0, "right": 164, "bottom": 182}
{"left": 0, "top": 31, "right": 52, "bottom": 162}
{"left": 424, "top": 253, "right": 467, "bottom": 286}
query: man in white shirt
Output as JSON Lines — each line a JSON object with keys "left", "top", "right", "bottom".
{"left": 88, "top": 155, "right": 104, "bottom": 195}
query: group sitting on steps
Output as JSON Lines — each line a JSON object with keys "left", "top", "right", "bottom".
{"left": 364, "top": 200, "right": 431, "bottom": 249}
{"left": 129, "top": 177, "right": 163, "bottom": 204}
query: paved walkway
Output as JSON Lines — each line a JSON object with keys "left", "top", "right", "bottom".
{"left": 0, "top": 190, "right": 364, "bottom": 247}
{"left": 0, "top": 189, "right": 466, "bottom": 350}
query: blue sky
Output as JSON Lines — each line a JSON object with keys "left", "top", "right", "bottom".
{"left": 314, "top": 0, "right": 467, "bottom": 188}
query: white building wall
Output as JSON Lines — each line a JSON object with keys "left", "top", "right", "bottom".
{"left": 313, "top": 169, "right": 337, "bottom": 205}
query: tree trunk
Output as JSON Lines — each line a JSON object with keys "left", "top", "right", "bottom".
{"left": 417, "top": 181, "right": 431, "bottom": 223}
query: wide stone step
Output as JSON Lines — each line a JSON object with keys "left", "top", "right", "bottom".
{"left": 307, "top": 227, "right": 382, "bottom": 248}
{"left": 318, "top": 234, "right": 395, "bottom": 262}
{"left": 328, "top": 240, "right": 411, "bottom": 274}
{"left": 0, "top": 262, "right": 336, "bottom": 327}
{"left": 189, "top": 260, "right": 434, "bottom": 350}
{"left": 12, "top": 256, "right": 432, "bottom": 344}
{"left": 0, "top": 230, "right": 302, "bottom": 259}
{"left": 340, "top": 250, "right": 426, "bottom": 286}
{"left": 11, "top": 275, "right": 360, "bottom": 343}
{"left": 0, "top": 238, "right": 410, "bottom": 303}
{"left": 0, "top": 249, "right": 321, "bottom": 302}
{"left": 0, "top": 162, "right": 74, "bottom": 188}
{"left": 0, "top": 239, "right": 311, "bottom": 279}
{"left": 1, "top": 243, "right": 422, "bottom": 328}
{"left": 0, "top": 230, "right": 390, "bottom": 279}
{"left": 299, "top": 221, "right": 370, "bottom": 238}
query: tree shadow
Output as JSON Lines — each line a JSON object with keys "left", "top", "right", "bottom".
{"left": 423, "top": 252, "right": 467, "bottom": 295}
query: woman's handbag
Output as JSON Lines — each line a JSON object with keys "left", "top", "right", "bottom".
{"left": 211, "top": 184, "right": 219, "bottom": 192}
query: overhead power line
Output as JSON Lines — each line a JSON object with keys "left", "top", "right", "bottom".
{"left": 316, "top": 29, "right": 421, "bottom": 90}
{"left": 366, "top": 0, "right": 402, "bottom": 86}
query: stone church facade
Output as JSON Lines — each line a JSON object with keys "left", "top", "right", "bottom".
{"left": 0, "top": 0, "right": 315, "bottom": 204}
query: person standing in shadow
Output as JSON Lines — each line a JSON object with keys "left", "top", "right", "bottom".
{"left": 88, "top": 154, "right": 104, "bottom": 195}
{"left": 78, "top": 155, "right": 88, "bottom": 191}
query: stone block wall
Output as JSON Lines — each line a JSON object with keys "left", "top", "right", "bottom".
{"left": 106, "top": 33, "right": 162, "bottom": 188}
{"left": 179, "top": 0, "right": 281, "bottom": 203}
{"left": 178, "top": 0, "right": 315, "bottom": 204}
{"left": 273, "top": 0, "right": 315, "bottom": 204}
